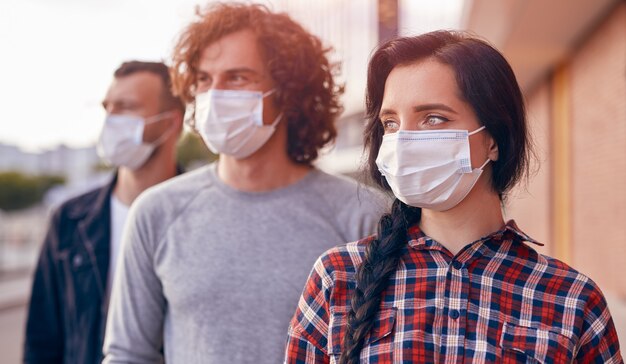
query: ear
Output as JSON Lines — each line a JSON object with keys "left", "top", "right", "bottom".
{"left": 487, "top": 134, "right": 499, "bottom": 162}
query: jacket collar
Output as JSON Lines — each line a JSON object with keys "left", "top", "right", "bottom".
{"left": 65, "top": 173, "right": 117, "bottom": 219}
{"left": 76, "top": 173, "right": 117, "bottom": 298}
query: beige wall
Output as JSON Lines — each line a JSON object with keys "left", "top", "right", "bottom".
{"left": 570, "top": 3, "right": 626, "bottom": 295}
{"left": 507, "top": 1, "right": 626, "bottom": 297}
{"left": 504, "top": 2, "right": 626, "bottom": 341}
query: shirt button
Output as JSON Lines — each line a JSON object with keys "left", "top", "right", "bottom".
{"left": 450, "top": 309, "right": 460, "bottom": 320}
{"left": 452, "top": 261, "right": 463, "bottom": 270}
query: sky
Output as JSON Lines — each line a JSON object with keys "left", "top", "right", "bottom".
{"left": 0, "top": 0, "right": 462, "bottom": 153}
{"left": 0, "top": 0, "right": 210, "bottom": 152}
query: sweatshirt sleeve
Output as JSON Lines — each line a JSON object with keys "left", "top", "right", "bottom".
{"left": 102, "top": 200, "right": 166, "bottom": 364}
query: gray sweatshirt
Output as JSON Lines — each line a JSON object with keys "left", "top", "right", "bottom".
{"left": 103, "top": 164, "right": 388, "bottom": 363}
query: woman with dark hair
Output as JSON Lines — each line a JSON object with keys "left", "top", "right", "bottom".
{"left": 285, "top": 31, "right": 622, "bottom": 363}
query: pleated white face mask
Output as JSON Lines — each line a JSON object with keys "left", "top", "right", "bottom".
{"left": 97, "top": 111, "right": 174, "bottom": 170}
{"left": 376, "top": 126, "right": 490, "bottom": 211}
{"left": 193, "top": 89, "right": 281, "bottom": 159}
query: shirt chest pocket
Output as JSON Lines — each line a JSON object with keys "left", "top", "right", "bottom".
{"left": 500, "top": 322, "right": 575, "bottom": 364}
{"left": 327, "top": 308, "right": 397, "bottom": 362}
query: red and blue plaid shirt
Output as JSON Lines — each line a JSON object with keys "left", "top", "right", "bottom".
{"left": 286, "top": 221, "right": 622, "bottom": 363}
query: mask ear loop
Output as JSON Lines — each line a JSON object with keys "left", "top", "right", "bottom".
{"left": 261, "top": 88, "right": 281, "bottom": 127}
{"left": 262, "top": 89, "right": 276, "bottom": 98}
{"left": 468, "top": 126, "right": 491, "bottom": 170}
{"left": 269, "top": 112, "right": 283, "bottom": 127}
{"left": 143, "top": 111, "right": 178, "bottom": 147}
{"left": 468, "top": 125, "right": 486, "bottom": 136}
{"left": 478, "top": 158, "right": 491, "bottom": 170}
{"left": 144, "top": 110, "right": 176, "bottom": 125}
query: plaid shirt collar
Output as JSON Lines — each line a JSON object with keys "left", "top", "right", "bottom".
{"left": 406, "top": 220, "right": 544, "bottom": 268}
{"left": 407, "top": 219, "right": 543, "bottom": 251}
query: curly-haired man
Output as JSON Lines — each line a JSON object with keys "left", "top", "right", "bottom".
{"left": 103, "top": 3, "right": 387, "bottom": 363}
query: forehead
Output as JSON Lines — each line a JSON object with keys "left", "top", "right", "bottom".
{"left": 197, "top": 29, "right": 267, "bottom": 75}
{"left": 383, "top": 60, "right": 461, "bottom": 107}
{"left": 105, "top": 71, "right": 163, "bottom": 103}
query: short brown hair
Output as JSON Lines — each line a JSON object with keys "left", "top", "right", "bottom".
{"left": 171, "top": 3, "right": 344, "bottom": 164}
{"left": 115, "top": 61, "right": 185, "bottom": 114}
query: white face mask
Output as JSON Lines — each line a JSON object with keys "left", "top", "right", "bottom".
{"left": 193, "top": 89, "right": 281, "bottom": 159}
{"left": 97, "top": 111, "right": 174, "bottom": 170}
{"left": 376, "top": 126, "right": 491, "bottom": 211}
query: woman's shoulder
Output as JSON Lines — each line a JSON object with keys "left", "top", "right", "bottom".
{"left": 535, "top": 253, "right": 604, "bottom": 299}
{"left": 500, "top": 221, "right": 599, "bottom": 295}
{"left": 511, "top": 239, "right": 609, "bottom": 319}
{"left": 312, "top": 236, "right": 374, "bottom": 282}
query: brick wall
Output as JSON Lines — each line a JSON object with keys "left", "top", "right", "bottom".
{"left": 506, "top": 2, "right": 626, "bottom": 340}
{"left": 507, "top": 2, "right": 625, "bottom": 294}
{"left": 569, "top": 2, "right": 626, "bottom": 295}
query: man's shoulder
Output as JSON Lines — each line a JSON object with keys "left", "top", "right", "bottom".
{"left": 40, "top": 183, "right": 111, "bottom": 252}
{"left": 309, "top": 168, "right": 359, "bottom": 189}
{"left": 309, "top": 169, "right": 388, "bottom": 204}
{"left": 54, "top": 183, "right": 110, "bottom": 220}
{"left": 132, "top": 165, "right": 213, "bottom": 215}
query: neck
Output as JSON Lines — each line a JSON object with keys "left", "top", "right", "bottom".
{"left": 113, "top": 144, "right": 178, "bottom": 206}
{"left": 216, "top": 126, "right": 311, "bottom": 192}
{"left": 419, "top": 176, "right": 505, "bottom": 255}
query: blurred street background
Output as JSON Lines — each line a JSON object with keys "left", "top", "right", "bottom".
{"left": 1, "top": 0, "right": 625, "bottom": 362}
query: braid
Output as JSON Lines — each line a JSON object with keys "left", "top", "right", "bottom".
{"left": 339, "top": 199, "right": 421, "bottom": 364}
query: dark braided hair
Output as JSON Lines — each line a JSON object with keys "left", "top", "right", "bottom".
{"left": 340, "top": 30, "right": 530, "bottom": 362}
{"left": 340, "top": 199, "right": 420, "bottom": 364}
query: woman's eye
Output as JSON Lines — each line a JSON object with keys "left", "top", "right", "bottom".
{"left": 425, "top": 115, "right": 448, "bottom": 126}
{"left": 381, "top": 119, "right": 400, "bottom": 132}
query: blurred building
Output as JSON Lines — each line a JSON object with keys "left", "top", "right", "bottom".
{"left": 0, "top": 142, "right": 107, "bottom": 273}
{"left": 0, "top": 142, "right": 100, "bottom": 185}
{"left": 464, "top": 0, "right": 626, "bottom": 339}
{"left": 0, "top": 144, "right": 39, "bottom": 174}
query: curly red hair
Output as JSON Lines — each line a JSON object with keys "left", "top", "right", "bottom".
{"left": 171, "top": 2, "right": 344, "bottom": 165}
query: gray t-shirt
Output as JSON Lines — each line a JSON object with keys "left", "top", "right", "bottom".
{"left": 103, "top": 163, "right": 388, "bottom": 363}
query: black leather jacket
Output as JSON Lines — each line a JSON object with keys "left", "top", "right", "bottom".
{"left": 24, "top": 176, "right": 115, "bottom": 364}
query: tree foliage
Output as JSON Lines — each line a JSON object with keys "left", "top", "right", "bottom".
{"left": 176, "top": 131, "right": 217, "bottom": 169}
{"left": 0, "top": 172, "right": 66, "bottom": 211}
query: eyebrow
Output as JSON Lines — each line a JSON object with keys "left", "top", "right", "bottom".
{"left": 379, "top": 109, "right": 396, "bottom": 119}
{"left": 413, "top": 103, "right": 457, "bottom": 114}
{"left": 225, "top": 67, "right": 259, "bottom": 75}
{"left": 379, "top": 103, "right": 458, "bottom": 119}
{"left": 197, "top": 67, "right": 260, "bottom": 76}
